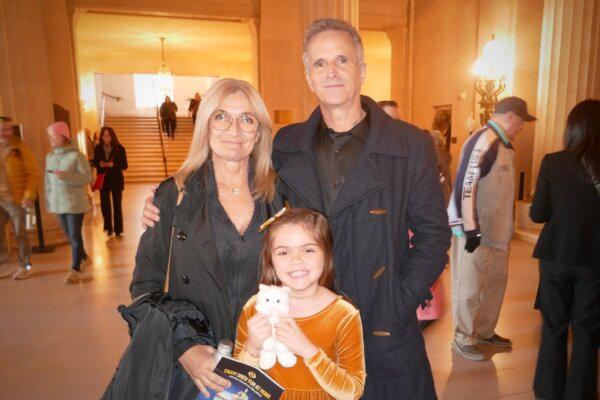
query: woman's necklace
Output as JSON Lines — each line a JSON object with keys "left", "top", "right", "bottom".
{"left": 217, "top": 181, "right": 245, "bottom": 195}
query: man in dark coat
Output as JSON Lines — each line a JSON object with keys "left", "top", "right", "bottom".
{"left": 142, "top": 18, "right": 450, "bottom": 400}
{"left": 274, "top": 19, "right": 450, "bottom": 399}
{"left": 160, "top": 95, "right": 178, "bottom": 138}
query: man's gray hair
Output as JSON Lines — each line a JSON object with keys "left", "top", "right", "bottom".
{"left": 302, "top": 18, "right": 365, "bottom": 73}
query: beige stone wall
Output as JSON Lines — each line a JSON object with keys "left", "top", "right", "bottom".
{"left": 42, "top": 0, "right": 81, "bottom": 131}
{"left": 361, "top": 30, "right": 391, "bottom": 103}
{"left": 69, "top": 0, "right": 257, "bottom": 20}
{"left": 360, "top": 0, "right": 409, "bottom": 119}
{"left": 510, "top": 0, "right": 544, "bottom": 198}
{"left": 0, "top": 0, "right": 69, "bottom": 245}
{"left": 531, "top": 0, "right": 600, "bottom": 190}
{"left": 412, "top": 0, "right": 480, "bottom": 175}
{"left": 411, "top": 0, "right": 543, "bottom": 196}
{"left": 258, "top": 0, "right": 307, "bottom": 134}
{"left": 476, "top": 0, "right": 543, "bottom": 198}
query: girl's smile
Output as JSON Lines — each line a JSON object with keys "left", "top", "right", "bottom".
{"left": 270, "top": 224, "right": 325, "bottom": 295}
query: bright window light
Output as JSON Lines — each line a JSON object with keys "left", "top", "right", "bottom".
{"left": 133, "top": 73, "right": 174, "bottom": 108}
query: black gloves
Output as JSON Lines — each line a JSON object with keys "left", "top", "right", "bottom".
{"left": 464, "top": 236, "right": 481, "bottom": 253}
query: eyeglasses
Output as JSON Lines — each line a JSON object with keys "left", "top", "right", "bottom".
{"left": 210, "top": 110, "right": 260, "bottom": 134}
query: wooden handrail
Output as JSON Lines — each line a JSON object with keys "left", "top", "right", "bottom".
{"left": 156, "top": 107, "right": 169, "bottom": 178}
{"left": 102, "top": 92, "right": 122, "bottom": 101}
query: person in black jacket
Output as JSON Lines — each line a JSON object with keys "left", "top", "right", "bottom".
{"left": 530, "top": 99, "right": 600, "bottom": 400}
{"left": 93, "top": 126, "right": 128, "bottom": 237}
{"left": 160, "top": 96, "right": 178, "bottom": 138}
{"left": 131, "top": 78, "right": 281, "bottom": 398}
{"left": 188, "top": 92, "right": 201, "bottom": 124}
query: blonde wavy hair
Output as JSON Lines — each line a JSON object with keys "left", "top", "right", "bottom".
{"left": 174, "top": 78, "right": 276, "bottom": 202}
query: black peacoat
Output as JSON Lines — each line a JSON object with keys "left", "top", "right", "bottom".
{"left": 92, "top": 144, "right": 128, "bottom": 192}
{"left": 130, "top": 166, "right": 283, "bottom": 358}
{"left": 273, "top": 96, "right": 451, "bottom": 399}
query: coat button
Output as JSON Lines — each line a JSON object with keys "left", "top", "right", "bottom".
{"left": 181, "top": 274, "right": 190, "bottom": 284}
{"left": 177, "top": 231, "right": 187, "bottom": 240}
{"left": 373, "top": 330, "right": 391, "bottom": 337}
{"left": 372, "top": 266, "right": 386, "bottom": 280}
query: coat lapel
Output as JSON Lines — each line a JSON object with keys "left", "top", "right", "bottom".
{"left": 174, "top": 176, "right": 227, "bottom": 295}
{"left": 277, "top": 153, "right": 325, "bottom": 212}
{"left": 329, "top": 97, "right": 406, "bottom": 217}
{"left": 329, "top": 152, "right": 387, "bottom": 217}
{"left": 274, "top": 107, "right": 326, "bottom": 212}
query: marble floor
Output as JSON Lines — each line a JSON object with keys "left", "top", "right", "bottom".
{"left": 0, "top": 184, "right": 597, "bottom": 399}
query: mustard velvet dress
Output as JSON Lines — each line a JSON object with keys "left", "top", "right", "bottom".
{"left": 234, "top": 296, "right": 366, "bottom": 400}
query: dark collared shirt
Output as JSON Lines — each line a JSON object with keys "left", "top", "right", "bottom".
{"left": 313, "top": 111, "right": 370, "bottom": 213}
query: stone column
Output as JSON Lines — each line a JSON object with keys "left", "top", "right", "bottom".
{"left": 387, "top": 26, "right": 409, "bottom": 120}
{"left": 0, "top": 0, "right": 67, "bottom": 245}
{"left": 531, "top": 0, "right": 600, "bottom": 188}
{"left": 247, "top": 17, "right": 260, "bottom": 89}
{"left": 41, "top": 0, "right": 81, "bottom": 131}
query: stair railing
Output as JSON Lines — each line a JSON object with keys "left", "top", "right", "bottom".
{"left": 99, "top": 92, "right": 122, "bottom": 127}
{"left": 155, "top": 106, "right": 169, "bottom": 178}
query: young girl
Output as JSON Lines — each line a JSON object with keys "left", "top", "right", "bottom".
{"left": 234, "top": 208, "right": 366, "bottom": 400}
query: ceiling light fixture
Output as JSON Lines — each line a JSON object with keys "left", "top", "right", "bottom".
{"left": 155, "top": 37, "right": 173, "bottom": 75}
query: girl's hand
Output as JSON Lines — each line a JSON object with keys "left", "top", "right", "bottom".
{"left": 53, "top": 170, "right": 66, "bottom": 179}
{"left": 275, "top": 317, "right": 318, "bottom": 360}
{"left": 179, "top": 344, "right": 231, "bottom": 397}
{"left": 246, "top": 313, "right": 271, "bottom": 356}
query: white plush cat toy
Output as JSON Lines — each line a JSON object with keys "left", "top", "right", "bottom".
{"left": 255, "top": 284, "right": 297, "bottom": 370}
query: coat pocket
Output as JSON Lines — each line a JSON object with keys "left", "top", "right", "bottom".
{"left": 364, "top": 319, "right": 427, "bottom": 378}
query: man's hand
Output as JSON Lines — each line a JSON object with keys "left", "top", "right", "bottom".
{"left": 245, "top": 313, "right": 272, "bottom": 357}
{"left": 178, "top": 344, "right": 231, "bottom": 397}
{"left": 106, "top": 161, "right": 114, "bottom": 168}
{"left": 141, "top": 184, "right": 160, "bottom": 229}
{"left": 464, "top": 236, "right": 481, "bottom": 253}
{"left": 275, "top": 317, "right": 318, "bottom": 360}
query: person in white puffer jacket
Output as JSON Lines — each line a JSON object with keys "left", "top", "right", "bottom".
{"left": 45, "top": 121, "right": 92, "bottom": 284}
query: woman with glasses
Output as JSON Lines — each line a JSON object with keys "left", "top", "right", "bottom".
{"left": 128, "top": 78, "right": 281, "bottom": 398}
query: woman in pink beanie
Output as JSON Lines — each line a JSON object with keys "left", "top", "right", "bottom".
{"left": 45, "top": 121, "right": 92, "bottom": 284}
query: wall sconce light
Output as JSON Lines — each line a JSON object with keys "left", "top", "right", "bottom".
{"left": 472, "top": 35, "right": 507, "bottom": 125}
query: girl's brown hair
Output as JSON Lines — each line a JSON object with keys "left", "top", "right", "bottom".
{"left": 260, "top": 208, "right": 334, "bottom": 290}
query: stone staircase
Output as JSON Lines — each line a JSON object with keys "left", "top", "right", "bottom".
{"left": 104, "top": 116, "right": 167, "bottom": 184}
{"left": 164, "top": 117, "right": 194, "bottom": 176}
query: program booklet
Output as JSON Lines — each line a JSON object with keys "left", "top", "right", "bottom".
{"left": 195, "top": 357, "right": 284, "bottom": 400}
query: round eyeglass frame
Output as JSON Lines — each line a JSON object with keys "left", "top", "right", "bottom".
{"left": 209, "top": 111, "right": 260, "bottom": 134}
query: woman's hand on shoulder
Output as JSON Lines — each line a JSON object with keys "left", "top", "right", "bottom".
{"left": 275, "top": 317, "right": 318, "bottom": 360}
{"left": 246, "top": 313, "right": 271, "bottom": 356}
{"left": 141, "top": 184, "right": 160, "bottom": 229}
{"left": 178, "top": 344, "right": 231, "bottom": 397}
